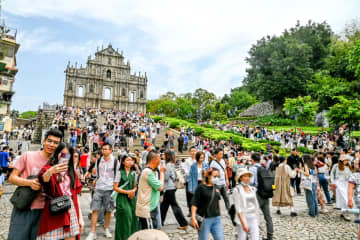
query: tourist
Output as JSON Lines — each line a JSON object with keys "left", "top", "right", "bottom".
{"left": 316, "top": 154, "right": 332, "bottom": 204}
{"left": 37, "top": 143, "right": 84, "bottom": 239}
{"left": 160, "top": 150, "right": 189, "bottom": 230}
{"left": 330, "top": 154, "right": 353, "bottom": 221}
{"left": 79, "top": 148, "right": 88, "bottom": 180}
{"left": 0, "top": 146, "right": 10, "bottom": 180}
{"left": 209, "top": 148, "right": 230, "bottom": 210}
{"left": 188, "top": 151, "right": 208, "bottom": 196}
{"left": 287, "top": 149, "right": 302, "bottom": 196}
{"left": 272, "top": 156, "right": 298, "bottom": 217}
{"left": 191, "top": 168, "right": 224, "bottom": 240}
{"left": 233, "top": 168, "right": 260, "bottom": 240}
{"left": 183, "top": 146, "right": 197, "bottom": 216}
{"left": 86, "top": 143, "right": 118, "bottom": 240}
{"left": 250, "top": 152, "right": 273, "bottom": 240}
{"left": 8, "top": 129, "right": 62, "bottom": 240}
{"left": 302, "top": 154, "right": 319, "bottom": 217}
{"left": 347, "top": 158, "right": 360, "bottom": 239}
{"left": 178, "top": 134, "right": 184, "bottom": 153}
{"left": 136, "top": 150, "right": 166, "bottom": 229}
{"left": 113, "top": 154, "right": 138, "bottom": 240}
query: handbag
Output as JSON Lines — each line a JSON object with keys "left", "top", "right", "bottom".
{"left": 302, "top": 175, "right": 313, "bottom": 191}
{"left": 10, "top": 175, "right": 39, "bottom": 210}
{"left": 49, "top": 195, "right": 71, "bottom": 215}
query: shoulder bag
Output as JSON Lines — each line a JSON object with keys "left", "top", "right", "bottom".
{"left": 10, "top": 175, "right": 39, "bottom": 210}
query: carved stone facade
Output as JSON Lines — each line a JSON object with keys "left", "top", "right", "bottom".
{"left": 63, "top": 44, "right": 147, "bottom": 112}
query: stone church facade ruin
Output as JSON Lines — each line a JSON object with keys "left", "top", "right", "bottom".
{"left": 63, "top": 44, "right": 147, "bottom": 112}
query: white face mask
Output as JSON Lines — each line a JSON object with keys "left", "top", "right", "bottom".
{"left": 211, "top": 177, "right": 219, "bottom": 185}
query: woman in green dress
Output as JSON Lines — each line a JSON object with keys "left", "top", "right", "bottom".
{"left": 113, "top": 154, "right": 139, "bottom": 240}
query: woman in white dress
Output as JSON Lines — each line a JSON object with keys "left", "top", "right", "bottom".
{"left": 330, "top": 154, "right": 353, "bottom": 221}
{"left": 232, "top": 168, "right": 259, "bottom": 240}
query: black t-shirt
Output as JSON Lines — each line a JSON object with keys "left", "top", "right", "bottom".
{"left": 191, "top": 184, "right": 221, "bottom": 218}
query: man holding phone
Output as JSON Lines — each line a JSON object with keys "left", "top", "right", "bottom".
{"left": 8, "top": 129, "right": 63, "bottom": 240}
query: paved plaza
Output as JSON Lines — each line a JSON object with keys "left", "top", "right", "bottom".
{"left": 0, "top": 183, "right": 359, "bottom": 240}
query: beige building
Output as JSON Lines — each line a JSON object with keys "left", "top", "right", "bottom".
{"left": 63, "top": 44, "right": 147, "bottom": 112}
{"left": 0, "top": 24, "right": 19, "bottom": 131}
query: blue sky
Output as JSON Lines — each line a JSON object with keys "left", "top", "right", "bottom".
{"left": 4, "top": 0, "right": 360, "bottom": 112}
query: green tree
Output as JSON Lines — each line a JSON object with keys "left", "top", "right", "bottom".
{"left": 348, "top": 40, "right": 360, "bottom": 78}
{"left": 283, "top": 96, "right": 319, "bottom": 124}
{"left": 286, "top": 20, "right": 333, "bottom": 70}
{"left": 327, "top": 96, "right": 360, "bottom": 126}
{"left": 244, "top": 35, "right": 313, "bottom": 105}
{"left": 176, "top": 97, "right": 195, "bottom": 119}
{"left": 19, "top": 111, "right": 37, "bottom": 119}
{"left": 227, "top": 88, "right": 257, "bottom": 110}
{"left": 307, "top": 71, "right": 352, "bottom": 110}
{"left": 244, "top": 20, "right": 333, "bottom": 106}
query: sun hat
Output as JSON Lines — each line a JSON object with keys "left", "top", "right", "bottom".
{"left": 235, "top": 168, "right": 253, "bottom": 182}
{"left": 340, "top": 154, "right": 352, "bottom": 161}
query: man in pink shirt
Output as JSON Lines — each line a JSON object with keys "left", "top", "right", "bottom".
{"left": 8, "top": 129, "right": 63, "bottom": 240}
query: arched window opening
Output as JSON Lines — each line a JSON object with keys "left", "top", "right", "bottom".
{"left": 104, "top": 87, "right": 112, "bottom": 100}
{"left": 106, "top": 70, "right": 111, "bottom": 79}
{"left": 77, "top": 86, "right": 84, "bottom": 97}
{"left": 122, "top": 88, "right": 126, "bottom": 97}
{"left": 140, "top": 90, "right": 144, "bottom": 98}
{"left": 68, "top": 82, "right": 73, "bottom": 90}
{"left": 90, "top": 84, "right": 94, "bottom": 93}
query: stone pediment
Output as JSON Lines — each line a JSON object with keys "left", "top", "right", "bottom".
{"left": 97, "top": 43, "right": 123, "bottom": 57}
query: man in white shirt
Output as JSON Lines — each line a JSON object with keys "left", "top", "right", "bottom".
{"left": 209, "top": 148, "right": 230, "bottom": 210}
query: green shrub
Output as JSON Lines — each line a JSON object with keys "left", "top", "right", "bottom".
{"left": 256, "top": 115, "right": 294, "bottom": 126}
{"left": 169, "top": 121, "right": 180, "bottom": 129}
{"left": 193, "top": 127, "right": 205, "bottom": 136}
{"left": 296, "top": 146, "right": 314, "bottom": 154}
{"left": 187, "top": 119, "right": 197, "bottom": 123}
{"left": 153, "top": 116, "right": 163, "bottom": 122}
{"left": 258, "top": 140, "right": 281, "bottom": 146}
{"left": 202, "top": 123, "right": 214, "bottom": 128}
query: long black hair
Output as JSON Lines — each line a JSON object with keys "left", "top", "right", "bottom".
{"left": 49, "top": 142, "right": 76, "bottom": 188}
{"left": 120, "top": 154, "right": 136, "bottom": 171}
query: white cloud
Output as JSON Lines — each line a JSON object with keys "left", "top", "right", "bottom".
{"left": 5, "top": 0, "right": 360, "bottom": 103}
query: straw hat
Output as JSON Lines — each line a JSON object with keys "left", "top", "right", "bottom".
{"left": 128, "top": 230, "right": 169, "bottom": 240}
{"left": 235, "top": 168, "right": 253, "bottom": 182}
{"left": 340, "top": 154, "right": 352, "bottom": 161}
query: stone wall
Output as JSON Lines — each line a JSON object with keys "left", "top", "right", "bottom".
{"left": 239, "top": 101, "right": 274, "bottom": 117}
{"left": 32, "top": 109, "right": 56, "bottom": 144}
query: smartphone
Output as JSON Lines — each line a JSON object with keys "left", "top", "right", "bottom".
{"left": 59, "top": 153, "right": 71, "bottom": 164}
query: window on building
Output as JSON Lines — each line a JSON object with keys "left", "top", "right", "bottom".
{"left": 106, "top": 70, "right": 111, "bottom": 79}
{"left": 68, "top": 82, "right": 73, "bottom": 90}
{"left": 90, "top": 84, "right": 94, "bottom": 93}
{"left": 140, "top": 90, "right": 144, "bottom": 98}
{"left": 104, "top": 87, "right": 112, "bottom": 100}
{"left": 129, "top": 91, "right": 136, "bottom": 102}
{"left": 77, "top": 86, "right": 84, "bottom": 97}
{"left": 108, "top": 57, "right": 112, "bottom": 65}
{"left": 122, "top": 88, "right": 126, "bottom": 96}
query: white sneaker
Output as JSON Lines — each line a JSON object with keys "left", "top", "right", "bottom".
{"left": 86, "top": 232, "right": 97, "bottom": 240}
{"left": 104, "top": 228, "right": 112, "bottom": 238}
{"left": 320, "top": 208, "right": 328, "bottom": 213}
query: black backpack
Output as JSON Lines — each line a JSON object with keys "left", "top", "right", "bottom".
{"left": 256, "top": 165, "right": 275, "bottom": 199}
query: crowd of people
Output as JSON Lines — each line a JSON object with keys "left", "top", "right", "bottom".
{"left": 1, "top": 106, "right": 360, "bottom": 240}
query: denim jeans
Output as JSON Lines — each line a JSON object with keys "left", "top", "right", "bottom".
{"left": 198, "top": 216, "right": 224, "bottom": 240}
{"left": 305, "top": 183, "right": 318, "bottom": 217}
{"left": 318, "top": 173, "right": 331, "bottom": 203}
